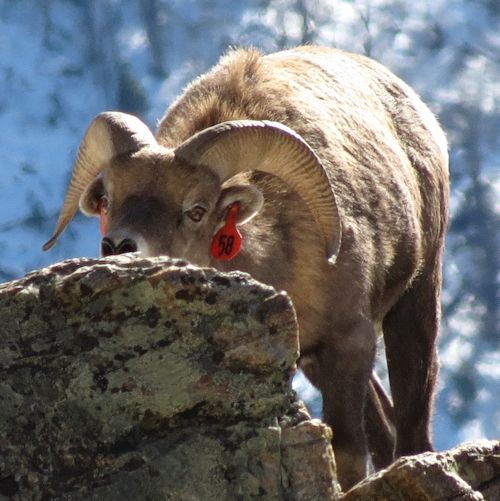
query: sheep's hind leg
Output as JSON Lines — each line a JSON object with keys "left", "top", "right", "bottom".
{"left": 383, "top": 262, "right": 441, "bottom": 457}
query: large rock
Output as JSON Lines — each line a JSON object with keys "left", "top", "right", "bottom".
{"left": 344, "top": 440, "right": 500, "bottom": 500}
{"left": 0, "top": 256, "right": 339, "bottom": 500}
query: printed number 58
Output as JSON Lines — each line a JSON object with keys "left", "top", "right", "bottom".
{"left": 218, "top": 234, "right": 234, "bottom": 255}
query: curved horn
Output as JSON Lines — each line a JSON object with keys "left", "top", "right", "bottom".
{"left": 175, "top": 120, "right": 341, "bottom": 264}
{"left": 42, "top": 112, "right": 157, "bottom": 251}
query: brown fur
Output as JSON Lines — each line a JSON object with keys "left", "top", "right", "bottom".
{"left": 84, "top": 47, "right": 449, "bottom": 489}
{"left": 158, "top": 47, "right": 449, "bottom": 488}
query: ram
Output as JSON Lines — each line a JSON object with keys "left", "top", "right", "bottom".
{"left": 43, "top": 46, "right": 449, "bottom": 489}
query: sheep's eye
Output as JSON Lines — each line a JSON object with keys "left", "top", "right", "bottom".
{"left": 185, "top": 205, "right": 206, "bottom": 222}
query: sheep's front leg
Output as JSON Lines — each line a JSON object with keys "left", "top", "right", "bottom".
{"left": 321, "top": 319, "right": 376, "bottom": 490}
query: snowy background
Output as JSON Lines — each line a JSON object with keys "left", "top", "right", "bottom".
{"left": 0, "top": 0, "right": 498, "bottom": 450}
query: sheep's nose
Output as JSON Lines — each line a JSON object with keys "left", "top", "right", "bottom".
{"left": 101, "top": 237, "right": 138, "bottom": 256}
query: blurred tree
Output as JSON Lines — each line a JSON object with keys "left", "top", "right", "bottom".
{"left": 446, "top": 102, "right": 499, "bottom": 347}
{"left": 80, "top": 0, "right": 120, "bottom": 102}
{"left": 294, "top": 0, "right": 316, "bottom": 44}
{"left": 41, "top": 0, "right": 54, "bottom": 50}
{"left": 140, "top": 0, "right": 168, "bottom": 77}
{"left": 116, "top": 62, "right": 150, "bottom": 116}
{"left": 430, "top": 3, "right": 500, "bottom": 429}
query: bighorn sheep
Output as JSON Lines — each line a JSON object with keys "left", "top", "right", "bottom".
{"left": 43, "top": 46, "right": 449, "bottom": 489}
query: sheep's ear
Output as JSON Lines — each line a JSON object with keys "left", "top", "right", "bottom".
{"left": 217, "top": 185, "right": 264, "bottom": 225}
{"left": 79, "top": 175, "right": 105, "bottom": 216}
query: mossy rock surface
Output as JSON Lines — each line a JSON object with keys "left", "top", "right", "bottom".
{"left": 0, "top": 256, "right": 339, "bottom": 500}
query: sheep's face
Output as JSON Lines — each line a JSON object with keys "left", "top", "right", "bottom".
{"left": 79, "top": 149, "right": 263, "bottom": 265}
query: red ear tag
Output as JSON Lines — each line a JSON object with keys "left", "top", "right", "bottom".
{"left": 211, "top": 203, "right": 242, "bottom": 261}
{"left": 98, "top": 202, "right": 108, "bottom": 236}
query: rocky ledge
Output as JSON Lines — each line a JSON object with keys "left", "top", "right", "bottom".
{"left": 0, "top": 256, "right": 338, "bottom": 500}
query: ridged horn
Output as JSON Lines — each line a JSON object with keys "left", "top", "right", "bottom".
{"left": 42, "top": 112, "right": 157, "bottom": 251}
{"left": 175, "top": 120, "right": 341, "bottom": 264}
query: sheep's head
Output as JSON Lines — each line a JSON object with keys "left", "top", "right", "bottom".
{"left": 43, "top": 112, "right": 341, "bottom": 265}
{"left": 77, "top": 149, "right": 264, "bottom": 265}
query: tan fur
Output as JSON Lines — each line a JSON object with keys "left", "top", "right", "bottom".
{"left": 77, "top": 47, "right": 449, "bottom": 489}
{"left": 159, "top": 48, "right": 447, "bottom": 311}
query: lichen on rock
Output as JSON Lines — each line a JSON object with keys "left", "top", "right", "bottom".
{"left": 0, "top": 255, "right": 339, "bottom": 500}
